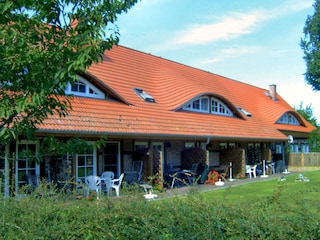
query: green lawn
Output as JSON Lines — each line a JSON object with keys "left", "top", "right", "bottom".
{"left": 201, "top": 171, "right": 320, "bottom": 212}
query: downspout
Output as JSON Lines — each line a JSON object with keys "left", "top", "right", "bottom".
{"left": 205, "top": 137, "right": 210, "bottom": 146}
{"left": 205, "top": 137, "right": 211, "bottom": 166}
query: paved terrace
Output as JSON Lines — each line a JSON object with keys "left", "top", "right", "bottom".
{"left": 160, "top": 173, "right": 288, "bottom": 198}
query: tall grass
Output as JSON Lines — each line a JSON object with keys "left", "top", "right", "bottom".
{"left": 1, "top": 172, "right": 320, "bottom": 239}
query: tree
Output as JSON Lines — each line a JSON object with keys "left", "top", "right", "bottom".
{"left": 295, "top": 102, "right": 318, "bottom": 127}
{"left": 301, "top": 0, "right": 320, "bottom": 91}
{"left": 295, "top": 102, "right": 320, "bottom": 151}
{"left": 0, "top": 0, "right": 138, "bottom": 146}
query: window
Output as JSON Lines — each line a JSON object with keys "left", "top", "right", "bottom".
{"left": 290, "top": 144, "right": 299, "bottom": 153}
{"left": 185, "top": 97, "right": 209, "bottom": 112}
{"left": 184, "top": 96, "right": 233, "bottom": 116}
{"left": 102, "top": 142, "right": 120, "bottom": 177}
{"left": 71, "top": 80, "right": 86, "bottom": 93}
{"left": 275, "top": 144, "right": 282, "bottom": 154}
{"left": 15, "top": 141, "right": 40, "bottom": 193}
{"left": 134, "top": 88, "right": 156, "bottom": 103}
{"left": 76, "top": 143, "right": 96, "bottom": 183}
{"left": 219, "top": 143, "right": 227, "bottom": 149}
{"left": 237, "top": 107, "right": 252, "bottom": 117}
{"left": 277, "top": 113, "right": 300, "bottom": 125}
{"left": 211, "top": 98, "right": 232, "bottom": 116}
{"left": 134, "top": 142, "right": 148, "bottom": 151}
{"left": 65, "top": 76, "right": 105, "bottom": 99}
{"left": 185, "top": 142, "right": 195, "bottom": 149}
{"left": 301, "top": 144, "right": 309, "bottom": 153}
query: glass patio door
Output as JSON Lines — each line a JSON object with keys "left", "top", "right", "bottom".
{"left": 15, "top": 140, "right": 40, "bottom": 193}
{"left": 102, "top": 142, "right": 120, "bottom": 178}
{"left": 76, "top": 143, "right": 97, "bottom": 183}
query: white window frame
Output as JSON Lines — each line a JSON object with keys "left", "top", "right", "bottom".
{"left": 184, "top": 96, "right": 209, "bottom": 113}
{"left": 290, "top": 144, "right": 299, "bottom": 153}
{"left": 277, "top": 113, "right": 300, "bottom": 125}
{"left": 76, "top": 142, "right": 97, "bottom": 183}
{"left": 183, "top": 96, "right": 233, "bottom": 116}
{"left": 211, "top": 98, "right": 232, "bottom": 116}
{"left": 301, "top": 144, "right": 309, "bottom": 153}
{"left": 15, "top": 140, "right": 40, "bottom": 193}
{"left": 65, "top": 75, "right": 105, "bottom": 99}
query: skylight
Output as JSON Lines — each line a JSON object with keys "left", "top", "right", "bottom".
{"left": 237, "top": 107, "right": 252, "bottom": 117}
{"left": 134, "top": 88, "right": 156, "bottom": 103}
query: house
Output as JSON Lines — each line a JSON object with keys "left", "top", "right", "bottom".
{"left": 0, "top": 45, "right": 316, "bottom": 195}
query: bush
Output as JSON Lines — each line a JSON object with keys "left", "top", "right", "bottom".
{"left": 1, "top": 173, "right": 320, "bottom": 239}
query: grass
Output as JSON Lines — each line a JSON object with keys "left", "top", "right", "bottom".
{"left": 201, "top": 171, "right": 320, "bottom": 208}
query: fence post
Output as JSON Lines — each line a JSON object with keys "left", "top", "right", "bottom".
{"left": 301, "top": 153, "right": 305, "bottom": 167}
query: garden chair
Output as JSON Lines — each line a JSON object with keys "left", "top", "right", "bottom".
{"left": 124, "top": 160, "right": 143, "bottom": 184}
{"left": 28, "top": 175, "right": 40, "bottom": 191}
{"left": 110, "top": 173, "right": 125, "bottom": 197}
{"left": 220, "top": 166, "right": 230, "bottom": 181}
{"left": 132, "top": 160, "right": 143, "bottom": 182}
{"left": 85, "top": 176, "right": 102, "bottom": 199}
{"left": 245, "top": 165, "right": 257, "bottom": 179}
{"left": 101, "top": 171, "right": 114, "bottom": 195}
{"left": 186, "top": 163, "right": 199, "bottom": 185}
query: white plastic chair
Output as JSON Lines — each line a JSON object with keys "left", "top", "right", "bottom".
{"left": 110, "top": 173, "right": 125, "bottom": 197}
{"left": 267, "top": 162, "right": 276, "bottom": 174}
{"left": 245, "top": 165, "right": 257, "bottom": 179}
{"left": 101, "top": 171, "right": 114, "bottom": 195}
{"left": 85, "top": 176, "right": 101, "bottom": 199}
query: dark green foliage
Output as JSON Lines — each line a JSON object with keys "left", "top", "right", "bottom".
{"left": 1, "top": 172, "right": 320, "bottom": 239}
{"left": 301, "top": 0, "right": 320, "bottom": 91}
{"left": 295, "top": 102, "right": 320, "bottom": 151}
{"left": 0, "top": 0, "right": 138, "bottom": 146}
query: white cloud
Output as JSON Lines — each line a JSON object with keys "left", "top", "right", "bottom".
{"left": 174, "top": 13, "right": 260, "bottom": 45}
{"left": 198, "top": 45, "right": 262, "bottom": 66}
{"left": 150, "top": 0, "right": 313, "bottom": 53}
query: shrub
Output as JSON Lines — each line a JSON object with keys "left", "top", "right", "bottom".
{"left": 0, "top": 172, "right": 320, "bottom": 239}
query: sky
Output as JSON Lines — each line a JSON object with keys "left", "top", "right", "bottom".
{"left": 116, "top": 0, "right": 320, "bottom": 121}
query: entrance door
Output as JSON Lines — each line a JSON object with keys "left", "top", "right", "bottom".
{"left": 15, "top": 140, "right": 40, "bottom": 193}
{"left": 152, "top": 142, "right": 164, "bottom": 179}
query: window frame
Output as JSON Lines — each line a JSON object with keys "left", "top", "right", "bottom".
{"left": 183, "top": 96, "right": 233, "bottom": 116}
{"left": 65, "top": 76, "right": 105, "bottom": 99}
{"left": 277, "top": 112, "right": 300, "bottom": 125}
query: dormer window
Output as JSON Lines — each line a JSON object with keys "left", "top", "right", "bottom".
{"left": 183, "top": 96, "right": 233, "bottom": 116}
{"left": 277, "top": 112, "right": 301, "bottom": 125}
{"left": 65, "top": 76, "right": 105, "bottom": 99}
{"left": 134, "top": 88, "right": 156, "bottom": 103}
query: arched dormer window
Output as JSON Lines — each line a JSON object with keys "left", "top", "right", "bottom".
{"left": 183, "top": 96, "right": 233, "bottom": 116}
{"left": 65, "top": 76, "right": 105, "bottom": 99}
{"left": 277, "top": 112, "right": 301, "bottom": 125}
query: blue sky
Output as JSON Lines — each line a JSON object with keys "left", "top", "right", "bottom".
{"left": 116, "top": 0, "right": 320, "bottom": 120}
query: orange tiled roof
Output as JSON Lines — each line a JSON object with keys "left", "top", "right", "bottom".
{"left": 39, "top": 45, "right": 316, "bottom": 140}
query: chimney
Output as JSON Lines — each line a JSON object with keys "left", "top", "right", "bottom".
{"left": 269, "top": 84, "right": 277, "bottom": 101}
